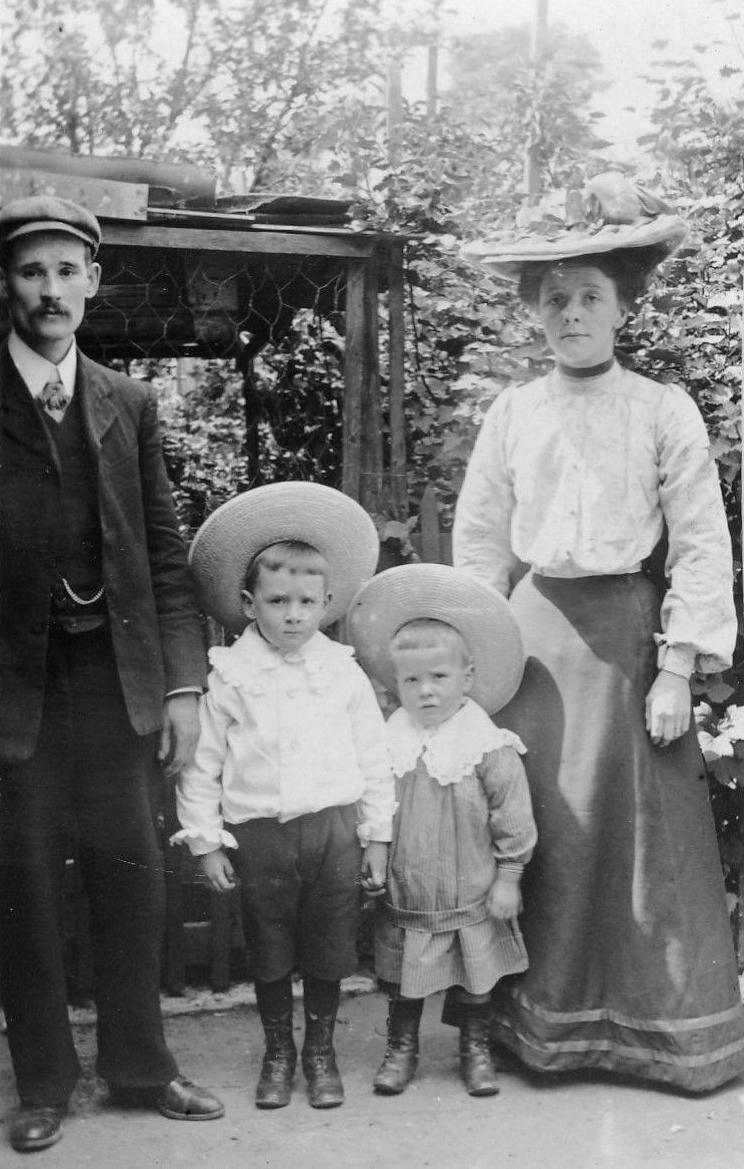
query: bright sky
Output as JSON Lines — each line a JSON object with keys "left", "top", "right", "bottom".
{"left": 408, "top": 0, "right": 743, "bottom": 160}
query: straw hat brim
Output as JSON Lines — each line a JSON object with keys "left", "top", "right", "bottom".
{"left": 463, "top": 215, "right": 688, "bottom": 281}
{"left": 347, "top": 564, "right": 524, "bottom": 716}
{"left": 189, "top": 482, "right": 379, "bottom": 633}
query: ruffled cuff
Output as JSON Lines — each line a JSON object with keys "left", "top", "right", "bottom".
{"left": 356, "top": 818, "right": 395, "bottom": 848}
{"left": 654, "top": 637, "right": 696, "bottom": 679}
{"left": 169, "top": 827, "right": 239, "bottom": 856}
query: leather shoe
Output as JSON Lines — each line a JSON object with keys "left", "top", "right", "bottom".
{"left": 155, "top": 1076, "right": 225, "bottom": 1121}
{"left": 9, "top": 1106, "right": 65, "bottom": 1152}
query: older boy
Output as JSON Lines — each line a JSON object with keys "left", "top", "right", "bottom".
{"left": 175, "top": 483, "right": 394, "bottom": 1110}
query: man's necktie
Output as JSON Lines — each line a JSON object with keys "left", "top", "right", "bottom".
{"left": 39, "top": 370, "right": 71, "bottom": 423}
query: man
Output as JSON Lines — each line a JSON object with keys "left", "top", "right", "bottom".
{"left": 0, "top": 195, "right": 224, "bottom": 1153}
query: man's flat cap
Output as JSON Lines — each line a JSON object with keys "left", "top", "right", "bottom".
{"left": 0, "top": 195, "right": 101, "bottom": 256}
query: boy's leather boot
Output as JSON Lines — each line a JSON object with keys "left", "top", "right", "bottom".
{"left": 458, "top": 1004, "right": 499, "bottom": 1096}
{"left": 373, "top": 996, "right": 423, "bottom": 1095}
{"left": 301, "top": 1010, "right": 344, "bottom": 1108}
{"left": 255, "top": 976, "right": 296, "bottom": 1108}
{"left": 255, "top": 1012, "right": 297, "bottom": 1108}
{"left": 301, "top": 975, "right": 344, "bottom": 1107}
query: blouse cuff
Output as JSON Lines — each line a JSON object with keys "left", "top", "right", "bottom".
{"left": 655, "top": 638, "right": 696, "bottom": 679}
{"left": 495, "top": 863, "right": 525, "bottom": 883}
{"left": 169, "top": 828, "right": 239, "bottom": 856}
{"left": 356, "top": 819, "right": 394, "bottom": 848}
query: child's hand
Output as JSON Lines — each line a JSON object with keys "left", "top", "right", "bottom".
{"left": 487, "top": 874, "right": 522, "bottom": 921}
{"left": 198, "top": 848, "right": 237, "bottom": 893}
{"left": 360, "top": 841, "right": 389, "bottom": 898}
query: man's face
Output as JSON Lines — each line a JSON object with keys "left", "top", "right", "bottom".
{"left": 0, "top": 231, "right": 101, "bottom": 361}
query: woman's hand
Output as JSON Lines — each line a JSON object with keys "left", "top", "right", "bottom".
{"left": 645, "top": 670, "right": 691, "bottom": 747}
{"left": 198, "top": 848, "right": 236, "bottom": 892}
{"left": 486, "top": 874, "right": 522, "bottom": 921}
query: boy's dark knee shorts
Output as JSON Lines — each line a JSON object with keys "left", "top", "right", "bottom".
{"left": 226, "top": 804, "right": 363, "bottom": 983}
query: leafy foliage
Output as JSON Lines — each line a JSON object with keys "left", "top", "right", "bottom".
{"left": 4, "top": 0, "right": 744, "bottom": 931}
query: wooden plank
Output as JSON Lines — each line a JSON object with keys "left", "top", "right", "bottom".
{"left": 342, "top": 261, "right": 365, "bottom": 500}
{"left": 100, "top": 221, "right": 377, "bottom": 259}
{"left": 388, "top": 241, "right": 407, "bottom": 517}
{"left": 0, "top": 167, "right": 148, "bottom": 220}
{"left": 420, "top": 482, "right": 442, "bottom": 563}
{"left": 360, "top": 261, "right": 383, "bottom": 513}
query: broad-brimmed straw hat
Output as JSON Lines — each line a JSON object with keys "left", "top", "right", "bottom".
{"left": 347, "top": 563, "right": 524, "bottom": 715}
{"left": 189, "top": 482, "right": 379, "bottom": 633}
{"left": 462, "top": 172, "right": 687, "bottom": 282}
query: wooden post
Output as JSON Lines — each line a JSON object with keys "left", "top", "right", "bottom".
{"left": 388, "top": 241, "right": 407, "bottom": 518}
{"left": 360, "top": 259, "right": 383, "bottom": 513}
{"left": 427, "top": 45, "right": 438, "bottom": 119}
{"left": 420, "top": 482, "right": 441, "bottom": 563}
{"left": 523, "top": 0, "right": 548, "bottom": 203}
{"left": 238, "top": 356, "right": 262, "bottom": 487}
{"left": 387, "top": 55, "right": 403, "bottom": 168}
{"left": 343, "top": 261, "right": 365, "bottom": 500}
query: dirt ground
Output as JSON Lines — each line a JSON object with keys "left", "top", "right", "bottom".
{"left": 1, "top": 988, "right": 743, "bottom": 1169}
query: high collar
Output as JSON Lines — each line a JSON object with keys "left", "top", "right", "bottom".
{"left": 556, "top": 355, "right": 616, "bottom": 380}
{"left": 7, "top": 330, "right": 77, "bottom": 398}
{"left": 238, "top": 622, "right": 326, "bottom": 667}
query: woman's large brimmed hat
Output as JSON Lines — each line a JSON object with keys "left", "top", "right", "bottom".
{"left": 462, "top": 172, "right": 687, "bottom": 282}
{"left": 189, "top": 482, "right": 379, "bottom": 633}
{"left": 347, "top": 563, "right": 524, "bottom": 715}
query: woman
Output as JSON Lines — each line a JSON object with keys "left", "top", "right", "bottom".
{"left": 452, "top": 174, "right": 744, "bottom": 1093}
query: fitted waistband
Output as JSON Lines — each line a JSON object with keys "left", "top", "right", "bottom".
{"left": 532, "top": 564, "right": 642, "bottom": 580}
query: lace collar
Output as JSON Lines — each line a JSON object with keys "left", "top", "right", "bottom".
{"left": 208, "top": 624, "right": 354, "bottom": 693}
{"left": 387, "top": 698, "right": 526, "bottom": 787}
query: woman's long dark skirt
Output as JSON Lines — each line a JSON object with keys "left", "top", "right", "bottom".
{"left": 493, "top": 571, "right": 744, "bottom": 1092}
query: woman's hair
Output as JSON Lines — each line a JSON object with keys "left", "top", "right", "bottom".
{"left": 243, "top": 540, "right": 329, "bottom": 594}
{"left": 390, "top": 618, "right": 472, "bottom": 666}
{"left": 516, "top": 246, "right": 668, "bottom": 308}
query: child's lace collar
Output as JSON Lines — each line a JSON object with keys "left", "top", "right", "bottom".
{"left": 208, "top": 623, "right": 354, "bottom": 691}
{"left": 387, "top": 698, "right": 525, "bottom": 787}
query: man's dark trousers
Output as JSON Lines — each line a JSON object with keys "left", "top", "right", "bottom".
{"left": 0, "top": 623, "right": 177, "bottom": 1107}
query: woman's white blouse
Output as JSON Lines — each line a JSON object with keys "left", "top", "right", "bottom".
{"left": 174, "top": 625, "right": 395, "bottom": 855}
{"left": 453, "top": 364, "right": 736, "bottom": 677}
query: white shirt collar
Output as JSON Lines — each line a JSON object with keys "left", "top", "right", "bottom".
{"left": 240, "top": 622, "right": 326, "bottom": 667}
{"left": 7, "top": 331, "right": 77, "bottom": 400}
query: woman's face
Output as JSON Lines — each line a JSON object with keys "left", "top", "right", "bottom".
{"left": 536, "top": 264, "right": 627, "bottom": 368}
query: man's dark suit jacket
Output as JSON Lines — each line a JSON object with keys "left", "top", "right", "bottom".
{"left": 0, "top": 342, "right": 207, "bottom": 763}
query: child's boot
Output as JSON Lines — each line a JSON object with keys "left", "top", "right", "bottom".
{"left": 458, "top": 1003, "right": 499, "bottom": 1096}
{"left": 255, "top": 977, "right": 297, "bottom": 1109}
{"left": 301, "top": 975, "right": 344, "bottom": 1108}
{"left": 373, "top": 996, "right": 423, "bottom": 1095}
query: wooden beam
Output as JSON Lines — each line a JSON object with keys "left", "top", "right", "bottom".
{"left": 523, "top": 0, "right": 549, "bottom": 203}
{"left": 343, "top": 261, "right": 366, "bottom": 501}
{"left": 387, "top": 56, "right": 403, "bottom": 168}
{"left": 420, "top": 483, "right": 441, "bottom": 563}
{"left": 99, "top": 222, "right": 378, "bottom": 259}
{"left": 388, "top": 241, "right": 407, "bottom": 518}
{"left": 427, "top": 45, "right": 439, "bottom": 119}
{"left": 0, "top": 167, "right": 148, "bottom": 220}
{"left": 360, "top": 260, "right": 382, "bottom": 513}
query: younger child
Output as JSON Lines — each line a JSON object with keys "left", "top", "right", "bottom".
{"left": 173, "top": 482, "right": 395, "bottom": 1110}
{"left": 348, "top": 563, "right": 536, "bottom": 1097}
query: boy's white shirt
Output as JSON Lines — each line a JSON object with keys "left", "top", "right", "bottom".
{"left": 173, "top": 624, "right": 395, "bottom": 855}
